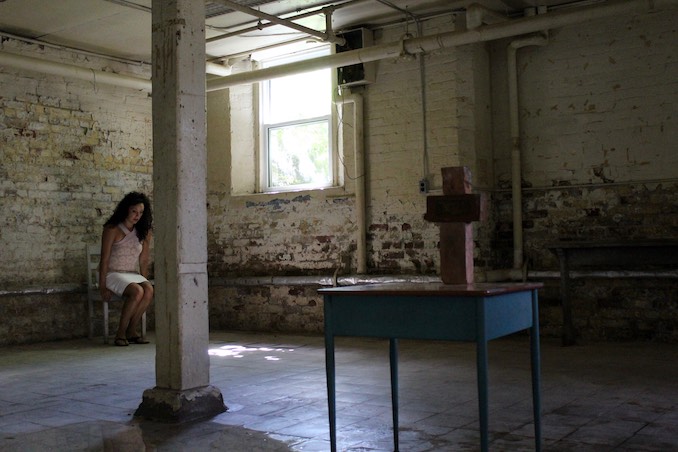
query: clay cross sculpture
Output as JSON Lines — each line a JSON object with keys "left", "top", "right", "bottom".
{"left": 424, "top": 167, "right": 484, "bottom": 285}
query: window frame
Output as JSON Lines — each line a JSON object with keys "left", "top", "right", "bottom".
{"left": 258, "top": 47, "right": 336, "bottom": 193}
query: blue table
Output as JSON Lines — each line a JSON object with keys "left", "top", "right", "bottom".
{"left": 319, "top": 282, "right": 543, "bottom": 452}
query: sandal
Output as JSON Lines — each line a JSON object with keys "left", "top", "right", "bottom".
{"left": 127, "top": 336, "right": 150, "bottom": 344}
{"left": 114, "top": 337, "right": 129, "bottom": 346}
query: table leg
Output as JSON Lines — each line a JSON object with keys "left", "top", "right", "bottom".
{"left": 476, "top": 337, "right": 489, "bottom": 452}
{"left": 531, "top": 289, "right": 543, "bottom": 451}
{"left": 389, "top": 338, "right": 399, "bottom": 452}
{"left": 475, "top": 298, "right": 490, "bottom": 452}
{"left": 325, "top": 332, "right": 337, "bottom": 452}
{"left": 558, "top": 249, "right": 575, "bottom": 346}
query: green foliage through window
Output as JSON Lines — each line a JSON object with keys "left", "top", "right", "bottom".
{"left": 268, "top": 120, "right": 330, "bottom": 187}
{"left": 261, "top": 47, "right": 333, "bottom": 192}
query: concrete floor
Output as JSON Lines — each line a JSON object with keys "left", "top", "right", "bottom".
{"left": 0, "top": 331, "right": 676, "bottom": 451}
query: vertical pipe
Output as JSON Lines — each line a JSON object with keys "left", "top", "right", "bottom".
{"left": 507, "top": 43, "right": 523, "bottom": 270}
{"left": 507, "top": 34, "right": 547, "bottom": 270}
{"left": 336, "top": 93, "right": 367, "bottom": 274}
{"left": 353, "top": 95, "right": 366, "bottom": 274}
{"left": 417, "top": 21, "right": 430, "bottom": 187}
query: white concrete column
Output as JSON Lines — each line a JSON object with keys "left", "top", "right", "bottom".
{"left": 135, "top": 0, "right": 225, "bottom": 422}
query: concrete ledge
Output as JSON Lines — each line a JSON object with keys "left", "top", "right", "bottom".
{"left": 3, "top": 269, "right": 675, "bottom": 298}
{"left": 0, "top": 283, "right": 84, "bottom": 297}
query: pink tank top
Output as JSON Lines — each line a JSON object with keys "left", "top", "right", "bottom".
{"left": 108, "top": 224, "right": 142, "bottom": 273}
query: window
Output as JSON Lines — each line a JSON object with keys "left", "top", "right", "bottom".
{"left": 260, "top": 48, "right": 333, "bottom": 192}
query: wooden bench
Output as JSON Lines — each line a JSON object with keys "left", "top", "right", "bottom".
{"left": 549, "top": 240, "right": 678, "bottom": 345}
{"left": 86, "top": 244, "right": 147, "bottom": 344}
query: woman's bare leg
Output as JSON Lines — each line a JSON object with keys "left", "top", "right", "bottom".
{"left": 116, "top": 283, "right": 144, "bottom": 340}
{"left": 127, "top": 282, "right": 153, "bottom": 338}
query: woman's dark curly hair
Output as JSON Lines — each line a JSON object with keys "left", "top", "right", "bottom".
{"left": 104, "top": 192, "right": 153, "bottom": 242}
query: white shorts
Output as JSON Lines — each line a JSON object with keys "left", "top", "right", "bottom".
{"left": 106, "top": 272, "right": 149, "bottom": 297}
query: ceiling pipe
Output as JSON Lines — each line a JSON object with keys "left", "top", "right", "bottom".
{"left": 209, "top": 36, "right": 322, "bottom": 65}
{"left": 207, "top": 0, "right": 672, "bottom": 91}
{"left": 209, "top": 0, "right": 346, "bottom": 46}
{"left": 206, "top": 7, "right": 322, "bottom": 42}
{"left": 324, "top": 7, "right": 341, "bottom": 45}
{"left": 0, "top": 50, "right": 152, "bottom": 91}
{"left": 102, "top": 0, "right": 150, "bottom": 13}
{"left": 466, "top": 3, "right": 509, "bottom": 29}
{"left": 0, "top": 49, "right": 236, "bottom": 88}
{"left": 0, "top": 30, "right": 148, "bottom": 67}
{"left": 207, "top": 0, "right": 367, "bottom": 44}
{"left": 206, "top": 61, "right": 232, "bottom": 76}
{"left": 2, "top": 0, "right": 671, "bottom": 93}
{"left": 0, "top": 51, "right": 231, "bottom": 89}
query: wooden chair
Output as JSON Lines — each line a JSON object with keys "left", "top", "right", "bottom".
{"left": 86, "top": 243, "right": 147, "bottom": 344}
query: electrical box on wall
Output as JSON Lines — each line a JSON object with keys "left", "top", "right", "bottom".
{"left": 336, "top": 28, "right": 375, "bottom": 87}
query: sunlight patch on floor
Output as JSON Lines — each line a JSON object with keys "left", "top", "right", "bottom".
{"left": 208, "top": 344, "right": 295, "bottom": 361}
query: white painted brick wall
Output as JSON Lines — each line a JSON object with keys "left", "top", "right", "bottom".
{"left": 493, "top": 10, "right": 678, "bottom": 187}
{"left": 2, "top": 7, "right": 676, "bottom": 340}
{"left": 0, "top": 40, "right": 152, "bottom": 286}
{"left": 209, "top": 13, "right": 502, "bottom": 278}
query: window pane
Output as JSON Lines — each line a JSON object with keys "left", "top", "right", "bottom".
{"left": 259, "top": 46, "right": 333, "bottom": 192}
{"left": 268, "top": 120, "right": 330, "bottom": 188}
{"left": 267, "top": 69, "right": 331, "bottom": 123}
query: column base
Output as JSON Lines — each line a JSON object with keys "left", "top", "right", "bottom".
{"left": 135, "top": 385, "right": 227, "bottom": 423}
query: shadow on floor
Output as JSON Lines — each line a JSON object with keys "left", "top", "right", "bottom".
{"left": 1, "top": 419, "right": 294, "bottom": 452}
